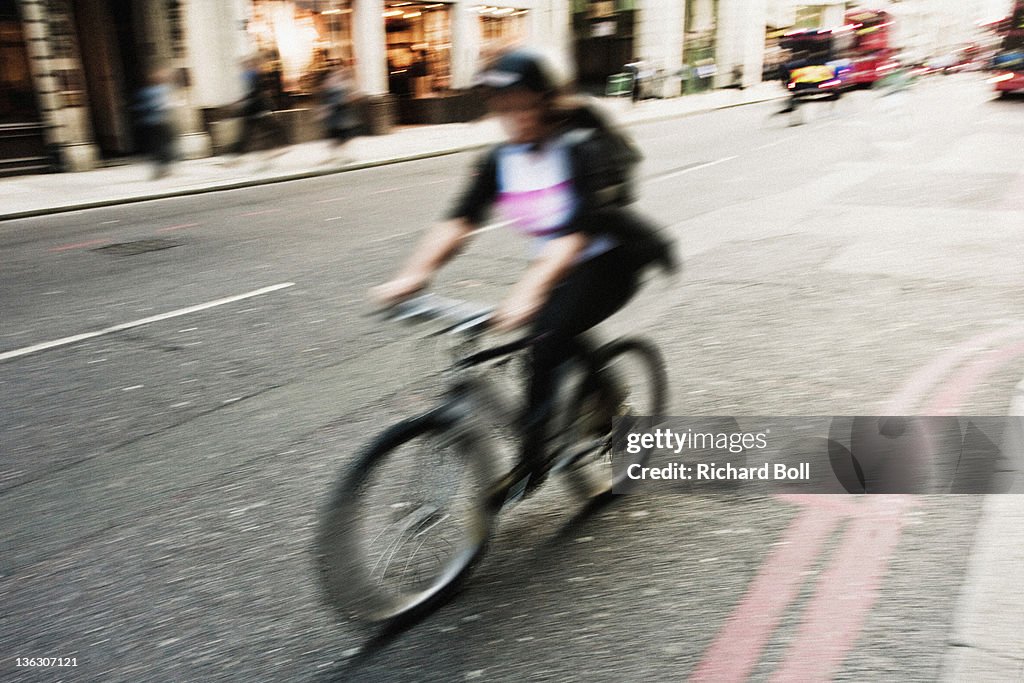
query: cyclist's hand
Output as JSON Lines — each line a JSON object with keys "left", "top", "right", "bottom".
{"left": 369, "top": 273, "right": 428, "bottom": 308}
{"left": 494, "top": 289, "right": 543, "bottom": 332}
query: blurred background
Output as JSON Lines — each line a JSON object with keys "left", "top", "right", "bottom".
{"left": 0, "top": 0, "right": 1019, "bottom": 173}
{"left": 2, "top": 0, "right": 1024, "bottom": 681}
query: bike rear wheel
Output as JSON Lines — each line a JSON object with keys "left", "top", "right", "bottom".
{"left": 315, "top": 408, "right": 499, "bottom": 625}
{"left": 557, "top": 338, "right": 667, "bottom": 501}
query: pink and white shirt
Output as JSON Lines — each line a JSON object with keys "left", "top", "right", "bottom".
{"left": 494, "top": 140, "right": 615, "bottom": 261}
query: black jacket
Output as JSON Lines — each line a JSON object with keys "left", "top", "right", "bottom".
{"left": 448, "top": 102, "right": 677, "bottom": 274}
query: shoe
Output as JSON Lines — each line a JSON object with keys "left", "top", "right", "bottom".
{"left": 486, "top": 458, "right": 548, "bottom": 511}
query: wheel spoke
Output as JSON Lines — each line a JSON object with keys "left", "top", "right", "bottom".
{"left": 370, "top": 504, "right": 440, "bottom": 587}
{"left": 317, "top": 416, "right": 498, "bottom": 622}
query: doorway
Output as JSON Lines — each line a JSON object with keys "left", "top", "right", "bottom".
{"left": 73, "top": 0, "right": 145, "bottom": 156}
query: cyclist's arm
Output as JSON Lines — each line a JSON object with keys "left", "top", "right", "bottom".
{"left": 494, "top": 232, "right": 587, "bottom": 331}
{"left": 372, "top": 149, "right": 498, "bottom": 305}
{"left": 370, "top": 218, "right": 476, "bottom": 304}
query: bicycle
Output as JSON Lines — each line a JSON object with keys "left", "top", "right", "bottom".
{"left": 314, "top": 293, "right": 667, "bottom": 629}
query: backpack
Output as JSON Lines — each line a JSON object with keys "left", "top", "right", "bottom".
{"left": 560, "top": 106, "right": 678, "bottom": 274}
{"left": 559, "top": 105, "right": 643, "bottom": 210}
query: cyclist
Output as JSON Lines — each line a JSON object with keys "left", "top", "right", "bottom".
{"left": 371, "top": 48, "right": 674, "bottom": 506}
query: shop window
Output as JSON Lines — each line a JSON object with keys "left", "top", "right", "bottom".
{"left": 386, "top": 2, "right": 452, "bottom": 97}
{"left": 248, "top": 0, "right": 353, "bottom": 99}
{"left": 477, "top": 7, "right": 529, "bottom": 44}
{"left": 0, "top": 14, "right": 41, "bottom": 123}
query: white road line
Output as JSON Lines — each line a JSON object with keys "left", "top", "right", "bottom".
{"left": 0, "top": 282, "right": 295, "bottom": 363}
{"left": 648, "top": 155, "right": 738, "bottom": 184}
{"left": 752, "top": 137, "right": 793, "bottom": 151}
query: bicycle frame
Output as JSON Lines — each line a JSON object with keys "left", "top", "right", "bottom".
{"left": 382, "top": 293, "right": 605, "bottom": 463}
{"left": 429, "top": 333, "right": 529, "bottom": 438}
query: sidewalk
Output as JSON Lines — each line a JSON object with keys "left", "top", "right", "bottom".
{"left": 941, "top": 381, "right": 1024, "bottom": 681}
{"left": 0, "top": 83, "right": 782, "bottom": 221}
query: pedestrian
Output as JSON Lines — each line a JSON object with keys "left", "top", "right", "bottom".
{"left": 410, "top": 49, "right": 432, "bottom": 97}
{"left": 225, "top": 56, "right": 288, "bottom": 169}
{"left": 387, "top": 53, "right": 413, "bottom": 100}
{"left": 320, "top": 63, "right": 363, "bottom": 165}
{"left": 133, "top": 67, "right": 178, "bottom": 180}
{"left": 266, "top": 54, "right": 286, "bottom": 110}
{"left": 370, "top": 48, "right": 676, "bottom": 507}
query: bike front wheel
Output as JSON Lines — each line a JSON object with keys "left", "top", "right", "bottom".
{"left": 315, "top": 407, "right": 499, "bottom": 625}
{"left": 558, "top": 338, "right": 667, "bottom": 501}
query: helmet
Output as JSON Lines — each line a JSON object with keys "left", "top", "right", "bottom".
{"left": 472, "top": 49, "right": 558, "bottom": 94}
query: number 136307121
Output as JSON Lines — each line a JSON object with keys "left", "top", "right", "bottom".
{"left": 16, "top": 658, "right": 78, "bottom": 667}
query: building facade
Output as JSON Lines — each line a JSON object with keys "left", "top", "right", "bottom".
{"left": 2, "top": 0, "right": 781, "bottom": 175}
{"left": 3, "top": 0, "right": 218, "bottom": 174}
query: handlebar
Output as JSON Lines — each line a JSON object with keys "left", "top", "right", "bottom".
{"left": 377, "top": 293, "right": 494, "bottom": 336}
{"left": 377, "top": 292, "right": 536, "bottom": 367}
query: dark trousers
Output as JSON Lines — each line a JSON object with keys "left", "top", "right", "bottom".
{"left": 522, "top": 246, "right": 641, "bottom": 463}
{"left": 141, "top": 123, "right": 175, "bottom": 167}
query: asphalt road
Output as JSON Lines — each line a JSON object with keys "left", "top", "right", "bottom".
{"left": 1, "top": 74, "right": 1022, "bottom": 682}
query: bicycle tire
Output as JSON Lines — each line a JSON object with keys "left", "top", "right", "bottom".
{"left": 559, "top": 337, "right": 668, "bottom": 501}
{"left": 314, "top": 408, "right": 499, "bottom": 625}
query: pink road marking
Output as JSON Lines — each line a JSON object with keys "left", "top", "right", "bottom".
{"left": 688, "top": 502, "right": 848, "bottom": 683}
{"left": 48, "top": 239, "right": 110, "bottom": 253}
{"left": 775, "top": 493, "right": 861, "bottom": 514}
{"left": 922, "top": 339, "right": 1024, "bottom": 415}
{"left": 884, "top": 324, "right": 1024, "bottom": 414}
{"left": 770, "top": 496, "right": 916, "bottom": 682}
{"left": 155, "top": 222, "right": 199, "bottom": 233}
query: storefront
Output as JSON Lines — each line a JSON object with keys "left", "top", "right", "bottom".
{"left": 386, "top": 2, "right": 530, "bottom": 122}
{"left": 0, "top": 0, "right": 49, "bottom": 175}
{"left": 682, "top": 0, "right": 717, "bottom": 93}
{"left": 385, "top": 2, "right": 452, "bottom": 99}
{"left": 0, "top": 1, "right": 37, "bottom": 124}
{"left": 478, "top": 5, "right": 529, "bottom": 44}
{"left": 243, "top": 0, "right": 528, "bottom": 123}
{"left": 572, "top": 0, "right": 637, "bottom": 93}
{"left": 385, "top": 2, "right": 530, "bottom": 99}
{"left": 246, "top": 0, "right": 355, "bottom": 100}
{"left": 2, "top": 0, "right": 552, "bottom": 175}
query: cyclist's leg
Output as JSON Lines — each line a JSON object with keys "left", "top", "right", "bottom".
{"left": 490, "top": 251, "right": 639, "bottom": 506}
{"left": 520, "top": 248, "right": 640, "bottom": 470}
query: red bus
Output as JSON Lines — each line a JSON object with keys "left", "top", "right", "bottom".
{"left": 989, "top": 1, "right": 1024, "bottom": 95}
{"left": 842, "top": 9, "right": 900, "bottom": 86}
